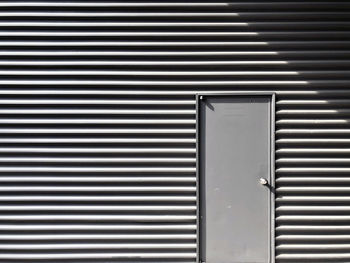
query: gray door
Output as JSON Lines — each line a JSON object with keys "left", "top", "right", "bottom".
{"left": 199, "top": 95, "right": 273, "bottom": 263}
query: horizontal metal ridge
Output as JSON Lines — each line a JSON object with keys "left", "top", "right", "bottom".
{"left": 1, "top": 22, "right": 349, "bottom": 27}
{"left": 0, "top": 80, "right": 311, "bottom": 85}
{"left": 276, "top": 253, "right": 350, "bottom": 260}
{"left": 0, "top": 224, "right": 196, "bottom": 231}
{"left": 0, "top": 2, "right": 348, "bottom": 8}
{"left": 0, "top": 167, "right": 195, "bottom": 173}
{"left": 277, "top": 129, "right": 350, "bottom": 135}
{"left": 0, "top": 234, "right": 196, "bottom": 240}
{"left": 0, "top": 186, "right": 196, "bottom": 192}
{"left": 0, "top": 60, "right": 342, "bottom": 66}
{"left": 0, "top": 70, "right": 339, "bottom": 76}
{"left": 0, "top": 176, "right": 196, "bottom": 182}
{"left": 0, "top": 32, "right": 268, "bottom": 37}
{"left": 0, "top": 12, "right": 242, "bottom": 17}
{"left": 0, "top": 129, "right": 196, "bottom": 134}
{"left": 1, "top": 50, "right": 344, "bottom": 56}
{"left": 0, "top": 41, "right": 348, "bottom": 47}
{"left": 277, "top": 99, "right": 350, "bottom": 105}
{"left": 0, "top": 205, "right": 196, "bottom": 211}
{"left": 0, "top": 31, "right": 349, "bottom": 36}
{"left": 0, "top": 148, "right": 196, "bottom": 153}
{"left": 276, "top": 196, "right": 350, "bottom": 202}
{"left": 277, "top": 244, "right": 350, "bottom": 250}
{"left": 277, "top": 225, "right": 350, "bottom": 231}
{"left": 0, "top": 215, "right": 197, "bottom": 221}
{"left": 0, "top": 60, "right": 292, "bottom": 66}
{"left": 276, "top": 235, "right": 350, "bottom": 241}
{"left": 0, "top": 157, "right": 196, "bottom": 163}
{"left": 0, "top": 119, "right": 195, "bottom": 124}
{"left": 277, "top": 119, "right": 350, "bottom": 125}
{"left": 277, "top": 109, "right": 350, "bottom": 116}
{"left": 276, "top": 177, "right": 350, "bottom": 183}
{"left": 0, "top": 2, "right": 231, "bottom": 7}
{"left": 0, "top": 253, "right": 197, "bottom": 260}
{"left": 277, "top": 168, "right": 350, "bottom": 173}
{"left": 277, "top": 158, "right": 350, "bottom": 164}
{"left": 0, "top": 139, "right": 196, "bottom": 144}
{"left": 0, "top": 196, "right": 196, "bottom": 201}
{"left": 277, "top": 215, "right": 350, "bottom": 222}
{"left": 277, "top": 139, "right": 350, "bottom": 144}
{"left": 0, "top": 89, "right": 345, "bottom": 95}
{"left": 0, "top": 12, "right": 348, "bottom": 17}
{"left": 277, "top": 187, "right": 350, "bottom": 193}
{"left": 0, "top": 99, "right": 195, "bottom": 105}
{"left": 0, "top": 243, "right": 197, "bottom": 250}
{"left": 0, "top": 60, "right": 349, "bottom": 67}
{"left": 277, "top": 148, "right": 350, "bottom": 154}
{"left": 276, "top": 205, "right": 350, "bottom": 212}
{"left": 0, "top": 109, "right": 196, "bottom": 115}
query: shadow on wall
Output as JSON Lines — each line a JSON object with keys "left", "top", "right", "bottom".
{"left": 0, "top": 1, "right": 349, "bottom": 262}
{"left": 212, "top": 2, "right": 350, "bottom": 263}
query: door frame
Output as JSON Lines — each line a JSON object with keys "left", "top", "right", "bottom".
{"left": 195, "top": 92, "right": 276, "bottom": 263}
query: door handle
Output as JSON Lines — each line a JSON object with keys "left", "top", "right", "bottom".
{"left": 259, "top": 178, "right": 268, "bottom": 186}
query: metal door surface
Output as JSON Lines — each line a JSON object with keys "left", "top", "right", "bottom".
{"left": 199, "top": 95, "right": 274, "bottom": 263}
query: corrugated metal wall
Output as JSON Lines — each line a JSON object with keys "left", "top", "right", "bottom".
{"left": 0, "top": 1, "right": 349, "bottom": 262}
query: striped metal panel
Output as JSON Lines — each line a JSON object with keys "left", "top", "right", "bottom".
{"left": 0, "top": 1, "right": 349, "bottom": 262}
